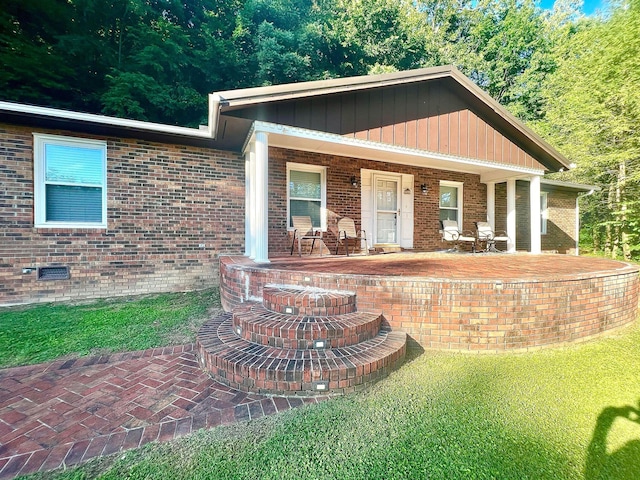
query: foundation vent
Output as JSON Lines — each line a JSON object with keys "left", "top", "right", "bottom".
{"left": 38, "top": 266, "right": 70, "bottom": 281}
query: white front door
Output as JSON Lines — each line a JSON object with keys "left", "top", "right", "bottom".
{"left": 374, "top": 175, "right": 400, "bottom": 245}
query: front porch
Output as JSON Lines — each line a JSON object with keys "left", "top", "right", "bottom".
{"left": 219, "top": 253, "right": 639, "bottom": 352}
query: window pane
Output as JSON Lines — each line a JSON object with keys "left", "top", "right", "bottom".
{"left": 46, "top": 185, "right": 102, "bottom": 222}
{"left": 439, "top": 209, "right": 458, "bottom": 222}
{"left": 290, "top": 199, "right": 321, "bottom": 227}
{"left": 540, "top": 193, "right": 548, "bottom": 234}
{"left": 376, "top": 180, "right": 397, "bottom": 210}
{"left": 290, "top": 170, "right": 321, "bottom": 199}
{"left": 45, "top": 144, "right": 104, "bottom": 185}
{"left": 439, "top": 186, "right": 458, "bottom": 208}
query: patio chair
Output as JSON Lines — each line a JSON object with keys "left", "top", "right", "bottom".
{"left": 335, "top": 217, "right": 368, "bottom": 256}
{"left": 441, "top": 219, "right": 477, "bottom": 253}
{"left": 475, "top": 221, "right": 510, "bottom": 253}
{"left": 290, "top": 216, "right": 323, "bottom": 256}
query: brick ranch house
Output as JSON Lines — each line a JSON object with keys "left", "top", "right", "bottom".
{"left": 0, "top": 65, "right": 594, "bottom": 307}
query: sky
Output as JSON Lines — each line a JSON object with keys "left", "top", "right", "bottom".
{"left": 539, "top": 0, "right": 605, "bottom": 15}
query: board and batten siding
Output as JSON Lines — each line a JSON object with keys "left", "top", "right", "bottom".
{"left": 232, "top": 80, "right": 544, "bottom": 171}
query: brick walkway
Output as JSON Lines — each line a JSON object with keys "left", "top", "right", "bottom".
{"left": 0, "top": 345, "right": 325, "bottom": 479}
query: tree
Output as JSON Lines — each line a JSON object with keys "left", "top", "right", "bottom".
{"left": 327, "top": 0, "right": 427, "bottom": 75}
{"left": 0, "top": 1, "right": 79, "bottom": 108}
{"left": 539, "top": 0, "right": 640, "bottom": 259}
{"left": 448, "top": 0, "right": 554, "bottom": 121}
{"left": 100, "top": 0, "right": 241, "bottom": 126}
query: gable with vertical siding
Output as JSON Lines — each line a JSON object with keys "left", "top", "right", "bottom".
{"left": 224, "top": 78, "right": 544, "bottom": 171}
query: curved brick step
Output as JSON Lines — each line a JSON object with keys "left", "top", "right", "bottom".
{"left": 232, "top": 302, "right": 382, "bottom": 349}
{"left": 262, "top": 285, "right": 357, "bottom": 316}
{"left": 196, "top": 313, "right": 406, "bottom": 396}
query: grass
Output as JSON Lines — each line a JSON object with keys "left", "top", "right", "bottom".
{"left": 0, "top": 289, "right": 221, "bottom": 368}
{"left": 22, "top": 318, "right": 640, "bottom": 480}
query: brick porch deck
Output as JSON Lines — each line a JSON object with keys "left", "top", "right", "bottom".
{"left": 0, "top": 345, "right": 325, "bottom": 479}
{"left": 264, "top": 251, "right": 633, "bottom": 279}
{"left": 220, "top": 253, "right": 640, "bottom": 352}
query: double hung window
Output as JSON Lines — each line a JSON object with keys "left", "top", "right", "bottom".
{"left": 34, "top": 134, "right": 107, "bottom": 228}
{"left": 287, "top": 163, "right": 326, "bottom": 230}
{"left": 439, "top": 181, "right": 463, "bottom": 224}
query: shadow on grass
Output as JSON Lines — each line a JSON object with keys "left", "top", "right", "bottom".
{"left": 404, "top": 334, "right": 425, "bottom": 363}
{"left": 585, "top": 400, "right": 640, "bottom": 480}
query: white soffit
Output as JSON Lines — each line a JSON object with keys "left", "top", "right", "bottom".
{"left": 249, "top": 121, "right": 544, "bottom": 182}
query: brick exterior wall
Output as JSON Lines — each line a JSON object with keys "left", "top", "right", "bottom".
{"left": 541, "top": 186, "right": 578, "bottom": 254}
{"left": 496, "top": 180, "right": 578, "bottom": 254}
{"left": 220, "top": 255, "right": 640, "bottom": 352}
{"left": 0, "top": 124, "right": 245, "bottom": 306}
{"left": 268, "top": 147, "right": 487, "bottom": 254}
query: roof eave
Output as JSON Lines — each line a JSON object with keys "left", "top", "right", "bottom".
{"left": 216, "top": 65, "right": 454, "bottom": 108}
{"left": 0, "top": 101, "right": 213, "bottom": 139}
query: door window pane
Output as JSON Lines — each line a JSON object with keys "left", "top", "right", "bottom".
{"left": 376, "top": 180, "right": 397, "bottom": 211}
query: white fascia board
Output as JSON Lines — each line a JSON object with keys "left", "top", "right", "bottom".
{"left": 0, "top": 101, "right": 213, "bottom": 139}
{"left": 250, "top": 120, "right": 544, "bottom": 178}
{"left": 541, "top": 178, "right": 600, "bottom": 191}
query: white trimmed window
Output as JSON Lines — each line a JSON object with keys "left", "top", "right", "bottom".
{"left": 34, "top": 134, "right": 107, "bottom": 228}
{"left": 287, "top": 163, "right": 326, "bottom": 230}
{"left": 541, "top": 191, "right": 548, "bottom": 235}
{"left": 439, "top": 181, "right": 463, "bottom": 224}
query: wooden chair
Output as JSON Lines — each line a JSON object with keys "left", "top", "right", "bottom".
{"left": 441, "top": 219, "right": 477, "bottom": 252}
{"left": 290, "top": 216, "right": 323, "bottom": 256}
{"left": 475, "top": 221, "right": 510, "bottom": 252}
{"left": 335, "top": 217, "right": 367, "bottom": 256}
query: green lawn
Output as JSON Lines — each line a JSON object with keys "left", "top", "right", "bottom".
{"left": 0, "top": 289, "right": 220, "bottom": 368}
{"left": 23, "top": 317, "right": 640, "bottom": 480}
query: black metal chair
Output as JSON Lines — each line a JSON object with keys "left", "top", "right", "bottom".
{"left": 475, "top": 221, "right": 510, "bottom": 252}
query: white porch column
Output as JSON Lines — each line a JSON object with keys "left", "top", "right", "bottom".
{"left": 254, "top": 131, "right": 270, "bottom": 263}
{"left": 245, "top": 143, "right": 256, "bottom": 258}
{"left": 486, "top": 182, "right": 496, "bottom": 229}
{"left": 506, "top": 179, "right": 517, "bottom": 253}
{"left": 529, "top": 175, "right": 541, "bottom": 254}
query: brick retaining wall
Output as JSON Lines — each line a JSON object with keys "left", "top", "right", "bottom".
{"left": 220, "top": 255, "right": 639, "bottom": 352}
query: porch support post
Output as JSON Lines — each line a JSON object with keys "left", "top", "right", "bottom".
{"left": 486, "top": 182, "right": 496, "bottom": 229}
{"left": 506, "top": 179, "right": 517, "bottom": 253}
{"left": 254, "top": 131, "right": 270, "bottom": 263}
{"left": 529, "top": 175, "right": 542, "bottom": 254}
{"left": 245, "top": 143, "right": 256, "bottom": 258}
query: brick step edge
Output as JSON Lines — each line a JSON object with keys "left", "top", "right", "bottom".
{"left": 196, "top": 313, "right": 407, "bottom": 396}
{"left": 232, "top": 302, "right": 382, "bottom": 349}
{"left": 262, "top": 285, "right": 357, "bottom": 316}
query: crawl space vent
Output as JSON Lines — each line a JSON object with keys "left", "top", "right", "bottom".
{"left": 38, "top": 266, "right": 70, "bottom": 281}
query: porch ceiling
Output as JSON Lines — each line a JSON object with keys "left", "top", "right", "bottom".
{"left": 253, "top": 121, "right": 543, "bottom": 183}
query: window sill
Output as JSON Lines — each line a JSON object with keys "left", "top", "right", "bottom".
{"left": 34, "top": 223, "right": 107, "bottom": 229}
